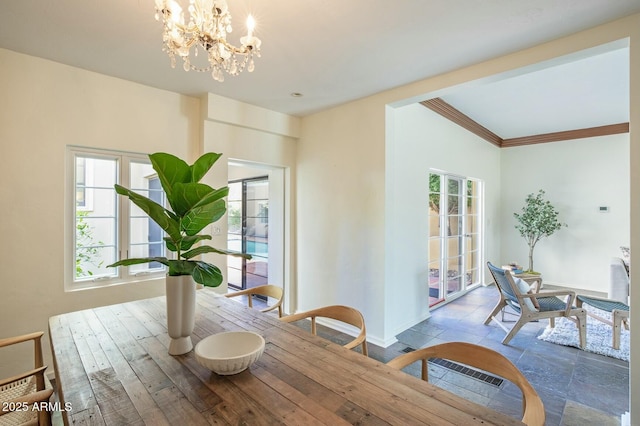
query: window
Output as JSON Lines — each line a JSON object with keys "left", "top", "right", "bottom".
{"left": 67, "top": 147, "right": 166, "bottom": 290}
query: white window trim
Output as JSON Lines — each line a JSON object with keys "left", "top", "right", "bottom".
{"left": 65, "top": 146, "right": 166, "bottom": 291}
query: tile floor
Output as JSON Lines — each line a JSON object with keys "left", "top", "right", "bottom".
{"left": 356, "top": 285, "right": 629, "bottom": 426}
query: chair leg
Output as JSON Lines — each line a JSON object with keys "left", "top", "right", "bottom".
{"left": 484, "top": 300, "right": 507, "bottom": 325}
{"left": 575, "top": 311, "right": 587, "bottom": 349}
{"left": 501, "top": 318, "right": 527, "bottom": 345}
{"left": 613, "top": 311, "right": 624, "bottom": 350}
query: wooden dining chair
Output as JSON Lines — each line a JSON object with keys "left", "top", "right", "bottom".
{"left": 387, "top": 341, "right": 545, "bottom": 426}
{"left": 280, "top": 305, "right": 368, "bottom": 356}
{"left": 0, "top": 331, "right": 54, "bottom": 426}
{"left": 225, "top": 284, "right": 284, "bottom": 317}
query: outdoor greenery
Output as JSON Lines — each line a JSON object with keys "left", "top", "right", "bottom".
{"left": 108, "top": 152, "right": 250, "bottom": 287}
{"left": 513, "top": 189, "right": 567, "bottom": 273}
{"left": 429, "top": 173, "right": 473, "bottom": 235}
{"left": 75, "top": 210, "right": 104, "bottom": 277}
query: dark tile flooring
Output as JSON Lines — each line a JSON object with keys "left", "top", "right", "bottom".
{"left": 294, "top": 285, "right": 629, "bottom": 426}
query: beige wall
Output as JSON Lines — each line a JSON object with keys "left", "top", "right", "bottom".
{"left": 501, "top": 134, "right": 629, "bottom": 292}
{"left": 0, "top": 48, "right": 200, "bottom": 377}
{"left": 297, "top": 99, "right": 388, "bottom": 342}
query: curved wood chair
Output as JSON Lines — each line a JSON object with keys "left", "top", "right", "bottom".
{"left": 0, "top": 331, "right": 54, "bottom": 426}
{"left": 225, "top": 285, "right": 284, "bottom": 317}
{"left": 386, "top": 341, "right": 545, "bottom": 426}
{"left": 280, "top": 305, "right": 368, "bottom": 356}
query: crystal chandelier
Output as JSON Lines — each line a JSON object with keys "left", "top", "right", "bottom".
{"left": 154, "top": 0, "right": 262, "bottom": 82}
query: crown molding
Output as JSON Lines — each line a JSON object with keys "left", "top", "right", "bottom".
{"left": 420, "top": 98, "right": 629, "bottom": 148}
{"left": 501, "top": 123, "right": 629, "bottom": 147}
{"left": 420, "top": 98, "right": 502, "bottom": 147}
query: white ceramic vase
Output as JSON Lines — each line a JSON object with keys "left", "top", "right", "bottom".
{"left": 166, "top": 275, "right": 196, "bottom": 355}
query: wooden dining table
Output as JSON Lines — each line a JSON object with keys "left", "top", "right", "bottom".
{"left": 49, "top": 289, "right": 523, "bottom": 425}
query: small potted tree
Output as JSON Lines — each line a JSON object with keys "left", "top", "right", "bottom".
{"left": 108, "top": 152, "right": 249, "bottom": 355}
{"left": 513, "top": 189, "right": 567, "bottom": 274}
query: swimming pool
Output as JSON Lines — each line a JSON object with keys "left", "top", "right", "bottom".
{"left": 246, "top": 240, "right": 268, "bottom": 255}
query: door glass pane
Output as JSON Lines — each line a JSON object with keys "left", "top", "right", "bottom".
{"left": 245, "top": 179, "right": 268, "bottom": 289}
{"left": 227, "top": 181, "right": 243, "bottom": 288}
{"left": 228, "top": 177, "right": 269, "bottom": 290}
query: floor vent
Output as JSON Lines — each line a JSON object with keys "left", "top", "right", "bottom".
{"left": 398, "top": 348, "right": 503, "bottom": 387}
{"left": 431, "top": 357, "right": 504, "bottom": 387}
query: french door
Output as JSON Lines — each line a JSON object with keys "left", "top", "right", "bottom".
{"left": 227, "top": 176, "right": 269, "bottom": 290}
{"left": 428, "top": 173, "right": 482, "bottom": 307}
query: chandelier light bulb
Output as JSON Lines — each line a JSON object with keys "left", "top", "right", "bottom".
{"left": 155, "top": 0, "right": 262, "bottom": 80}
{"left": 246, "top": 15, "right": 255, "bottom": 39}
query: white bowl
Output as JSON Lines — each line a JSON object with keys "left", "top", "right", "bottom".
{"left": 195, "top": 331, "right": 266, "bottom": 375}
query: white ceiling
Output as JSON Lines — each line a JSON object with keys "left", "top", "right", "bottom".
{"left": 0, "top": 0, "right": 637, "bottom": 136}
{"left": 440, "top": 46, "right": 630, "bottom": 139}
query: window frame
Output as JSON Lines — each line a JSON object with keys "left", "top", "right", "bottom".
{"left": 65, "top": 146, "right": 167, "bottom": 291}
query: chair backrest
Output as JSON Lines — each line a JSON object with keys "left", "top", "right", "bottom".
{"left": 280, "top": 305, "right": 368, "bottom": 356}
{"left": 225, "top": 285, "right": 284, "bottom": 317}
{"left": 0, "top": 332, "right": 54, "bottom": 426}
{"left": 386, "top": 341, "right": 545, "bottom": 426}
{"left": 487, "top": 262, "right": 521, "bottom": 306}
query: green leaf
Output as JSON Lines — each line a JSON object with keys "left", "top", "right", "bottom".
{"left": 181, "top": 245, "right": 252, "bottom": 260}
{"left": 149, "top": 153, "right": 191, "bottom": 207}
{"left": 107, "top": 257, "right": 170, "bottom": 268}
{"left": 182, "top": 199, "right": 226, "bottom": 236}
{"left": 165, "top": 235, "right": 212, "bottom": 252}
{"left": 169, "top": 182, "right": 212, "bottom": 216}
{"left": 191, "top": 261, "right": 223, "bottom": 287}
{"left": 114, "top": 185, "right": 181, "bottom": 241}
{"left": 193, "top": 186, "right": 229, "bottom": 208}
{"left": 166, "top": 260, "right": 196, "bottom": 276}
{"left": 191, "top": 152, "right": 222, "bottom": 183}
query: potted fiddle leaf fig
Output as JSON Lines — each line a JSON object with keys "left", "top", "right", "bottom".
{"left": 513, "top": 189, "right": 566, "bottom": 274}
{"left": 108, "top": 152, "right": 250, "bottom": 355}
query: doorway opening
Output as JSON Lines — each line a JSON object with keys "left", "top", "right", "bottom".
{"left": 226, "top": 161, "right": 286, "bottom": 301}
{"left": 227, "top": 176, "right": 269, "bottom": 290}
{"left": 428, "top": 172, "right": 483, "bottom": 307}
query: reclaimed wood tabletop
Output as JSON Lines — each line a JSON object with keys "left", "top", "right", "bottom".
{"left": 49, "top": 289, "right": 523, "bottom": 425}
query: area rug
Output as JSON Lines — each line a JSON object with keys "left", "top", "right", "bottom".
{"left": 537, "top": 304, "right": 630, "bottom": 362}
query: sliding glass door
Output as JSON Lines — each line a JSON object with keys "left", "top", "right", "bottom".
{"left": 227, "top": 176, "right": 269, "bottom": 290}
{"left": 428, "top": 172, "right": 482, "bottom": 307}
